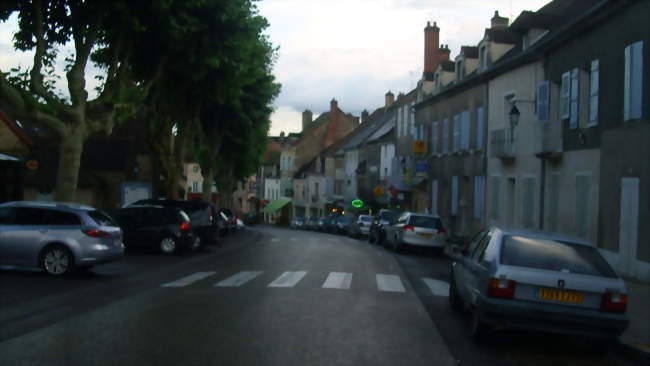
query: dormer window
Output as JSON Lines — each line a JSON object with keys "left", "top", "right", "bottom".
{"left": 522, "top": 34, "right": 529, "bottom": 50}
{"left": 479, "top": 44, "right": 488, "bottom": 71}
{"left": 456, "top": 59, "right": 463, "bottom": 81}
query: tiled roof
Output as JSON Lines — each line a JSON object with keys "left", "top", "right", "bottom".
{"left": 510, "top": 11, "right": 565, "bottom": 31}
{"left": 460, "top": 46, "right": 479, "bottom": 58}
{"left": 484, "top": 28, "right": 520, "bottom": 44}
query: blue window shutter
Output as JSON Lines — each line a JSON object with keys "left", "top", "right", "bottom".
{"left": 561, "top": 71, "right": 571, "bottom": 120}
{"left": 476, "top": 107, "right": 484, "bottom": 150}
{"left": 474, "top": 176, "right": 484, "bottom": 220}
{"left": 451, "top": 176, "right": 459, "bottom": 215}
{"left": 589, "top": 60, "right": 599, "bottom": 125}
{"left": 461, "top": 110, "right": 470, "bottom": 150}
{"left": 625, "top": 45, "right": 632, "bottom": 120}
{"left": 570, "top": 68, "right": 579, "bottom": 129}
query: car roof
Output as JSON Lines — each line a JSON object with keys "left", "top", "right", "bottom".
{"left": 405, "top": 212, "right": 441, "bottom": 219}
{"left": 491, "top": 226, "right": 594, "bottom": 246}
{"left": 0, "top": 201, "right": 95, "bottom": 211}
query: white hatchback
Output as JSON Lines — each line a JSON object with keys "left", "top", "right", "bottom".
{"left": 384, "top": 212, "right": 447, "bottom": 252}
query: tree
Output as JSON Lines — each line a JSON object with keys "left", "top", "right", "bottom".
{"left": 0, "top": 1, "right": 168, "bottom": 201}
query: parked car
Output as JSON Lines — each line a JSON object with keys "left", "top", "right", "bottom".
{"left": 317, "top": 217, "right": 328, "bottom": 231}
{"left": 335, "top": 216, "right": 353, "bottom": 235}
{"left": 368, "top": 209, "right": 400, "bottom": 245}
{"left": 109, "top": 205, "right": 197, "bottom": 255}
{"left": 291, "top": 217, "right": 305, "bottom": 229}
{"left": 324, "top": 215, "right": 339, "bottom": 233}
{"left": 348, "top": 214, "right": 373, "bottom": 238}
{"left": 448, "top": 227, "right": 629, "bottom": 341}
{"left": 0, "top": 201, "right": 124, "bottom": 275}
{"left": 236, "top": 218, "right": 246, "bottom": 230}
{"left": 242, "top": 212, "right": 259, "bottom": 226}
{"left": 384, "top": 212, "right": 447, "bottom": 252}
{"left": 129, "top": 199, "right": 219, "bottom": 247}
{"left": 220, "top": 208, "right": 237, "bottom": 233}
{"left": 306, "top": 217, "right": 319, "bottom": 230}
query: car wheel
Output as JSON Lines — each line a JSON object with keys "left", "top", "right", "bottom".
{"left": 160, "top": 236, "right": 178, "bottom": 255}
{"left": 449, "top": 279, "right": 462, "bottom": 311}
{"left": 190, "top": 236, "right": 202, "bottom": 252}
{"left": 471, "top": 309, "right": 490, "bottom": 341}
{"left": 40, "top": 245, "right": 74, "bottom": 276}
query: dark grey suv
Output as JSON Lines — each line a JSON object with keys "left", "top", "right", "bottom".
{"left": 0, "top": 201, "right": 125, "bottom": 275}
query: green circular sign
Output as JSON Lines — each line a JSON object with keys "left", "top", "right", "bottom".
{"left": 351, "top": 199, "right": 364, "bottom": 208}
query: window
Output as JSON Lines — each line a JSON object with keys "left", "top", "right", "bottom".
{"left": 410, "top": 102, "right": 416, "bottom": 137}
{"left": 460, "top": 110, "right": 470, "bottom": 150}
{"left": 521, "top": 177, "right": 536, "bottom": 228}
{"left": 409, "top": 215, "right": 443, "bottom": 230}
{"left": 570, "top": 68, "right": 580, "bottom": 128}
{"left": 475, "top": 107, "right": 484, "bottom": 150}
{"left": 451, "top": 176, "right": 459, "bottom": 215}
{"left": 490, "top": 177, "right": 500, "bottom": 220}
{"left": 471, "top": 233, "right": 492, "bottom": 262}
{"left": 473, "top": 176, "right": 484, "bottom": 220}
{"left": 452, "top": 114, "right": 460, "bottom": 152}
{"left": 431, "top": 180, "right": 438, "bottom": 216}
{"left": 42, "top": 209, "right": 82, "bottom": 225}
{"left": 192, "top": 165, "right": 199, "bottom": 173}
{"left": 537, "top": 81, "right": 550, "bottom": 122}
{"left": 624, "top": 41, "right": 644, "bottom": 121}
{"left": 560, "top": 71, "right": 571, "bottom": 120}
{"left": 589, "top": 59, "right": 599, "bottom": 126}
{"left": 575, "top": 174, "right": 591, "bottom": 238}
{"left": 404, "top": 106, "right": 409, "bottom": 137}
{"left": 0, "top": 207, "right": 12, "bottom": 224}
{"left": 192, "top": 181, "right": 199, "bottom": 192}
{"left": 442, "top": 118, "right": 449, "bottom": 153}
{"left": 431, "top": 120, "right": 438, "bottom": 154}
{"left": 456, "top": 59, "right": 463, "bottom": 81}
{"left": 465, "top": 228, "right": 488, "bottom": 256}
{"left": 397, "top": 107, "right": 402, "bottom": 137}
{"left": 479, "top": 44, "right": 487, "bottom": 71}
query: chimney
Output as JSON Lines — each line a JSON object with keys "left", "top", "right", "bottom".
{"left": 302, "top": 109, "right": 312, "bottom": 131}
{"left": 361, "top": 109, "right": 369, "bottom": 123}
{"left": 385, "top": 91, "right": 394, "bottom": 109}
{"left": 325, "top": 98, "right": 339, "bottom": 147}
{"left": 491, "top": 11, "right": 509, "bottom": 29}
{"left": 423, "top": 21, "right": 441, "bottom": 81}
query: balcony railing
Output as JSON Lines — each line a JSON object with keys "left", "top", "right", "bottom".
{"left": 490, "top": 128, "right": 516, "bottom": 158}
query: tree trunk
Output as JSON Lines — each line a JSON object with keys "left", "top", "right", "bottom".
{"left": 201, "top": 167, "right": 215, "bottom": 202}
{"left": 165, "top": 124, "right": 189, "bottom": 199}
{"left": 54, "top": 129, "right": 85, "bottom": 202}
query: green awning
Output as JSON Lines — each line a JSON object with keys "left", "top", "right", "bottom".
{"left": 261, "top": 199, "right": 291, "bottom": 213}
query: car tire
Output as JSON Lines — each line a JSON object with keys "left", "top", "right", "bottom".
{"left": 40, "top": 245, "right": 74, "bottom": 276}
{"left": 449, "top": 279, "right": 462, "bottom": 311}
{"left": 159, "top": 236, "right": 179, "bottom": 255}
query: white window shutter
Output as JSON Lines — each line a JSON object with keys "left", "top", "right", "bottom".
{"left": 443, "top": 118, "right": 449, "bottom": 153}
{"left": 451, "top": 176, "right": 459, "bottom": 215}
{"left": 431, "top": 180, "right": 438, "bottom": 216}
{"left": 432, "top": 121, "right": 438, "bottom": 154}
{"left": 537, "top": 81, "right": 550, "bottom": 122}
{"left": 461, "top": 110, "right": 470, "bottom": 150}
{"left": 589, "top": 60, "right": 599, "bottom": 125}
{"left": 561, "top": 71, "right": 571, "bottom": 119}
{"left": 570, "top": 68, "right": 579, "bottom": 128}
{"left": 476, "top": 107, "right": 484, "bottom": 150}
{"left": 474, "top": 176, "right": 484, "bottom": 219}
{"left": 453, "top": 115, "right": 460, "bottom": 152}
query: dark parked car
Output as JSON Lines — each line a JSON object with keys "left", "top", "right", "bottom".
{"left": 0, "top": 201, "right": 124, "bottom": 275}
{"left": 306, "top": 217, "right": 319, "bottom": 230}
{"left": 129, "top": 199, "right": 219, "bottom": 247}
{"left": 110, "top": 205, "right": 197, "bottom": 255}
{"left": 335, "top": 216, "right": 353, "bottom": 235}
{"left": 368, "top": 209, "right": 400, "bottom": 245}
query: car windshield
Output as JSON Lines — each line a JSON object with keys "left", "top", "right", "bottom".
{"left": 408, "top": 216, "right": 442, "bottom": 230}
{"left": 87, "top": 210, "right": 118, "bottom": 227}
{"left": 500, "top": 235, "right": 618, "bottom": 278}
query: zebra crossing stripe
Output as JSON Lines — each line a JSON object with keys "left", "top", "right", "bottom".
{"left": 215, "top": 271, "right": 263, "bottom": 287}
{"left": 376, "top": 274, "right": 405, "bottom": 293}
{"left": 161, "top": 271, "right": 216, "bottom": 287}
{"left": 422, "top": 278, "right": 450, "bottom": 297}
{"left": 322, "top": 272, "right": 353, "bottom": 290}
{"left": 268, "top": 271, "right": 307, "bottom": 287}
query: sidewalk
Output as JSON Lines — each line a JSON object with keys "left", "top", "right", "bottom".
{"left": 621, "top": 279, "right": 650, "bottom": 359}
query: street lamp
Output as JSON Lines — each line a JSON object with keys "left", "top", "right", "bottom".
{"left": 508, "top": 103, "right": 520, "bottom": 148}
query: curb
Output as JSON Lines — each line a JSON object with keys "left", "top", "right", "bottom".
{"left": 619, "top": 342, "right": 650, "bottom": 363}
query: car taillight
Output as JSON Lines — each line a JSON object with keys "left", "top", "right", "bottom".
{"left": 437, "top": 228, "right": 447, "bottom": 234}
{"left": 82, "top": 229, "right": 112, "bottom": 238}
{"left": 208, "top": 209, "right": 213, "bottom": 223}
{"left": 487, "top": 277, "right": 516, "bottom": 299}
{"left": 180, "top": 222, "right": 191, "bottom": 231}
{"left": 404, "top": 225, "right": 415, "bottom": 231}
{"left": 601, "top": 293, "right": 627, "bottom": 313}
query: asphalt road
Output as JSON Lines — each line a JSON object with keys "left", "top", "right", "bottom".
{"left": 0, "top": 227, "right": 641, "bottom": 366}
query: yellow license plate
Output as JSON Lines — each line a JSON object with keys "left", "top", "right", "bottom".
{"left": 419, "top": 233, "right": 433, "bottom": 238}
{"left": 538, "top": 288, "right": 584, "bottom": 304}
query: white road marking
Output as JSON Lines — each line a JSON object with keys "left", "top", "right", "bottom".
{"left": 322, "top": 272, "right": 353, "bottom": 290}
{"left": 268, "top": 271, "right": 308, "bottom": 287}
{"left": 215, "top": 271, "right": 263, "bottom": 287}
{"left": 271, "top": 238, "right": 280, "bottom": 242}
{"left": 422, "top": 278, "right": 450, "bottom": 297}
{"left": 376, "top": 274, "right": 405, "bottom": 293}
{"left": 161, "top": 271, "right": 216, "bottom": 287}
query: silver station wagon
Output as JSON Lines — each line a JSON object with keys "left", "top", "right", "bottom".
{"left": 0, "top": 201, "right": 125, "bottom": 275}
{"left": 449, "top": 227, "right": 629, "bottom": 340}
{"left": 384, "top": 212, "right": 448, "bottom": 252}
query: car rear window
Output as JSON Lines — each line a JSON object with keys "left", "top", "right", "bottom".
{"left": 500, "top": 235, "right": 618, "bottom": 278}
{"left": 337, "top": 216, "right": 352, "bottom": 223}
{"left": 379, "top": 211, "right": 398, "bottom": 221}
{"left": 184, "top": 207, "right": 209, "bottom": 225}
{"left": 408, "top": 216, "right": 442, "bottom": 230}
{"left": 87, "top": 210, "right": 118, "bottom": 227}
{"left": 359, "top": 215, "right": 373, "bottom": 222}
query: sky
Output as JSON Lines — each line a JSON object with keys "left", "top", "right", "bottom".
{"left": 0, "top": 0, "right": 550, "bottom": 136}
